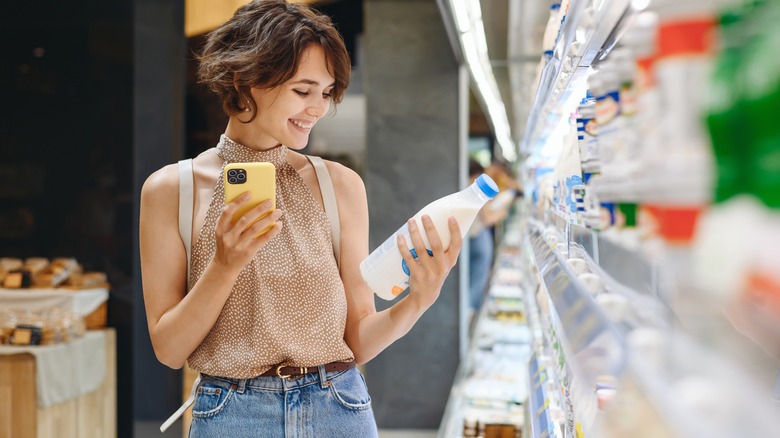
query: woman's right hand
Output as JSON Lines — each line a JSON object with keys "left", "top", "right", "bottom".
{"left": 213, "top": 193, "right": 283, "bottom": 272}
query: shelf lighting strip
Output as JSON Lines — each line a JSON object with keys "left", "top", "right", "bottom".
{"left": 448, "top": 0, "right": 518, "bottom": 162}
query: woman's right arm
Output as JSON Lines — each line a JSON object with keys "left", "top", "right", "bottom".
{"left": 140, "top": 165, "right": 282, "bottom": 369}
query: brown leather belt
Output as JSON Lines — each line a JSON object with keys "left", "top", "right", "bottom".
{"left": 260, "top": 361, "right": 356, "bottom": 379}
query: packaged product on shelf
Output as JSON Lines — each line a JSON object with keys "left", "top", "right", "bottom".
{"left": 611, "top": 47, "right": 640, "bottom": 170}
{"left": 623, "top": 11, "right": 662, "bottom": 179}
{"left": 577, "top": 95, "right": 599, "bottom": 173}
{"left": 11, "top": 324, "right": 42, "bottom": 345}
{"left": 3, "top": 257, "right": 50, "bottom": 288}
{"left": 553, "top": 115, "right": 585, "bottom": 225}
{"left": 0, "top": 307, "right": 86, "bottom": 345}
{"left": 23, "top": 257, "right": 49, "bottom": 277}
{"left": 704, "top": 10, "right": 748, "bottom": 204}
{"left": 638, "top": 0, "right": 718, "bottom": 248}
{"left": 33, "top": 257, "right": 80, "bottom": 287}
{"left": 0, "top": 258, "right": 23, "bottom": 283}
{"left": 693, "top": 0, "right": 780, "bottom": 351}
{"left": 3, "top": 269, "right": 32, "bottom": 288}
{"left": 543, "top": 3, "right": 563, "bottom": 53}
{"left": 590, "top": 67, "right": 624, "bottom": 175}
{"left": 0, "top": 309, "right": 15, "bottom": 344}
{"left": 738, "top": 0, "right": 780, "bottom": 209}
{"left": 595, "top": 293, "right": 629, "bottom": 324}
{"left": 66, "top": 271, "right": 109, "bottom": 289}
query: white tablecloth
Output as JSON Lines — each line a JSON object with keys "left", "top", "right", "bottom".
{"left": 0, "top": 330, "right": 106, "bottom": 407}
{"left": 0, "top": 287, "right": 108, "bottom": 316}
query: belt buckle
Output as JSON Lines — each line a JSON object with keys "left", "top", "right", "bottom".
{"left": 276, "top": 365, "right": 308, "bottom": 380}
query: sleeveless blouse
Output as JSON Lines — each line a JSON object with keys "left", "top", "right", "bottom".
{"left": 186, "top": 135, "right": 354, "bottom": 379}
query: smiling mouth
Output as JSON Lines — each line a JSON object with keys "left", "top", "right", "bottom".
{"left": 290, "top": 119, "right": 314, "bottom": 130}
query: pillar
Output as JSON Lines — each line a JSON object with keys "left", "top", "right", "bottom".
{"left": 364, "top": 0, "right": 467, "bottom": 429}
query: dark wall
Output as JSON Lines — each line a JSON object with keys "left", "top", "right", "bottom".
{"left": 1, "top": 1, "right": 135, "bottom": 436}
{"left": 133, "top": 0, "right": 187, "bottom": 428}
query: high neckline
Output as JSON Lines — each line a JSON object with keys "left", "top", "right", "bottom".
{"left": 216, "top": 134, "right": 288, "bottom": 167}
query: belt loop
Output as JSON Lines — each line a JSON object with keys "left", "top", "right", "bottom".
{"left": 236, "top": 378, "right": 247, "bottom": 394}
{"left": 318, "top": 365, "right": 328, "bottom": 388}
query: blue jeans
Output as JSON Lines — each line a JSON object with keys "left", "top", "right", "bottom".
{"left": 189, "top": 367, "right": 378, "bottom": 437}
{"left": 469, "top": 227, "right": 494, "bottom": 310}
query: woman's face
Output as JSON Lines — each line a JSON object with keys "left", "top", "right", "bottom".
{"left": 248, "top": 44, "right": 335, "bottom": 150}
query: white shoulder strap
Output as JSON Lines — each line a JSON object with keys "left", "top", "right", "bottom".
{"left": 163, "top": 158, "right": 197, "bottom": 433}
{"left": 308, "top": 156, "right": 341, "bottom": 267}
{"left": 177, "top": 159, "right": 194, "bottom": 287}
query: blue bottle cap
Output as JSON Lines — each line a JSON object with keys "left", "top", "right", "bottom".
{"left": 476, "top": 174, "right": 499, "bottom": 199}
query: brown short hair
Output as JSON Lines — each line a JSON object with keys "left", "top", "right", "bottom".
{"left": 197, "top": 0, "right": 351, "bottom": 121}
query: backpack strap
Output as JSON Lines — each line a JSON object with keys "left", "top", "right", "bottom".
{"left": 177, "top": 158, "right": 194, "bottom": 288}
{"left": 308, "top": 155, "right": 341, "bottom": 267}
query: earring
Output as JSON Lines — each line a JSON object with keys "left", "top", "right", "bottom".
{"left": 245, "top": 101, "right": 250, "bottom": 112}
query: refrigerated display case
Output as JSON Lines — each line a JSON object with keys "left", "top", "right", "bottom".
{"left": 440, "top": 0, "right": 780, "bottom": 436}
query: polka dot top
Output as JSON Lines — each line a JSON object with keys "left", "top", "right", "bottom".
{"left": 187, "top": 135, "right": 354, "bottom": 379}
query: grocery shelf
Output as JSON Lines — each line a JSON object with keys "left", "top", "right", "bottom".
{"left": 527, "top": 215, "right": 780, "bottom": 438}
{"left": 529, "top": 228, "right": 625, "bottom": 375}
{"left": 568, "top": 224, "right": 656, "bottom": 297}
{"left": 587, "top": 170, "right": 712, "bottom": 205}
{"left": 614, "top": 330, "right": 780, "bottom": 438}
{"left": 521, "top": 0, "right": 636, "bottom": 155}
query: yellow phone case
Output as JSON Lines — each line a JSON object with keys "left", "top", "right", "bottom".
{"left": 223, "top": 162, "right": 276, "bottom": 235}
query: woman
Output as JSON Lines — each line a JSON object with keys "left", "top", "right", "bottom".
{"left": 139, "top": 1, "right": 462, "bottom": 436}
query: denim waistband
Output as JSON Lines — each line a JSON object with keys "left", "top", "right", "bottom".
{"left": 202, "top": 365, "right": 350, "bottom": 392}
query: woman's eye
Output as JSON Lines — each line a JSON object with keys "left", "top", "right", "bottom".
{"left": 323, "top": 92, "right": 332, "bottom": 99}
{"left": 294, "top": 90, "right": 309, "bottom": 96}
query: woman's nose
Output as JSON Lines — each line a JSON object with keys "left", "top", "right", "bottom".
{"left": 307, "top": 98, "right": 329, "bottom": 118}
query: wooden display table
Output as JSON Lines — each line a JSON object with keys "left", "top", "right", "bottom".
{"left": 0, "top": 328, "right": 116, "bottom": 438}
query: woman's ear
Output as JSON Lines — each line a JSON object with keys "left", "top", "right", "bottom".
{"left": 232, "top": 74, "right": 253, "bottom": 114}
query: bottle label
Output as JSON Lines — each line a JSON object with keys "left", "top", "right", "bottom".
{"left": 595, "top": 92, "right": 620, "bottom": 126}
{"left": 401, "top": 248, "right": 434, "bottom": 275}
{"left": 620, "top": 82, "right": 637, "bottom": 116}
{"left": 577, "top": 115, "right": 599, "bottom": 166}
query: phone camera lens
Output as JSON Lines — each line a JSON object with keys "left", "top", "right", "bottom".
{"left": 227, "top": 169, "right": 237, "bottom": 177}
{"left": 236, "top": 172, "right": 246, "bottom": 181}
{"left": 228, "top": 177, "right": 237, "bottom": 184}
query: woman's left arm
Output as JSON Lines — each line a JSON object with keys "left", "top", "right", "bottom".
{"left": 330, "top": 164, "right": 462, "bottom": 364}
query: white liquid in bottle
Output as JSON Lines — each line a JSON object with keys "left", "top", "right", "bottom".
{"left": 360, "top": 174, "right": 499, "bottom": 300}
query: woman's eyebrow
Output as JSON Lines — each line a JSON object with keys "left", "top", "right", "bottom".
{"left": 291, "top": 79, "right": 335, "bottom": 87}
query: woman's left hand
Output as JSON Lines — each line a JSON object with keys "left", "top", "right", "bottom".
{"left": 397, "top": 215, "right": 462, "bottom": 310}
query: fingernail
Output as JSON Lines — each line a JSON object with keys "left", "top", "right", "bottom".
{"left": 241, "top": 192, "right": 251, "bottom": 201}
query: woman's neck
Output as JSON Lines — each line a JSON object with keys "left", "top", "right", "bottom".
{"left": 224, "top": 117, "right": 281, "bottom": 152}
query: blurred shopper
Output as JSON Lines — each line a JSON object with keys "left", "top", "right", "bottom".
{"left": 467, "top": 159, "right": 515, "bottom": 314}
{"left": 139, "top": 1, "right": 462, "bottom": 436}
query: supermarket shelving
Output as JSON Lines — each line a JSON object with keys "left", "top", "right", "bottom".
{"left": 521, "top": 0, "right": 637, "bottom": 155}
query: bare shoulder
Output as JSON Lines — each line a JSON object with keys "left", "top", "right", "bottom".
{"left": 323, "top": 159, "right": 365, "bottom": 198}
{"left": 141, "top": 163, "right": 179, "bottom": 202}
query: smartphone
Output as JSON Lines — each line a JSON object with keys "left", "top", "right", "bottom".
{"left": 223, "top": 162, "right": 276, "bottom": 236}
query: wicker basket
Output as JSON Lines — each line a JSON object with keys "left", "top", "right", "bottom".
{"left": 84, "top": 301, "right": 108, "bottom": 329}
